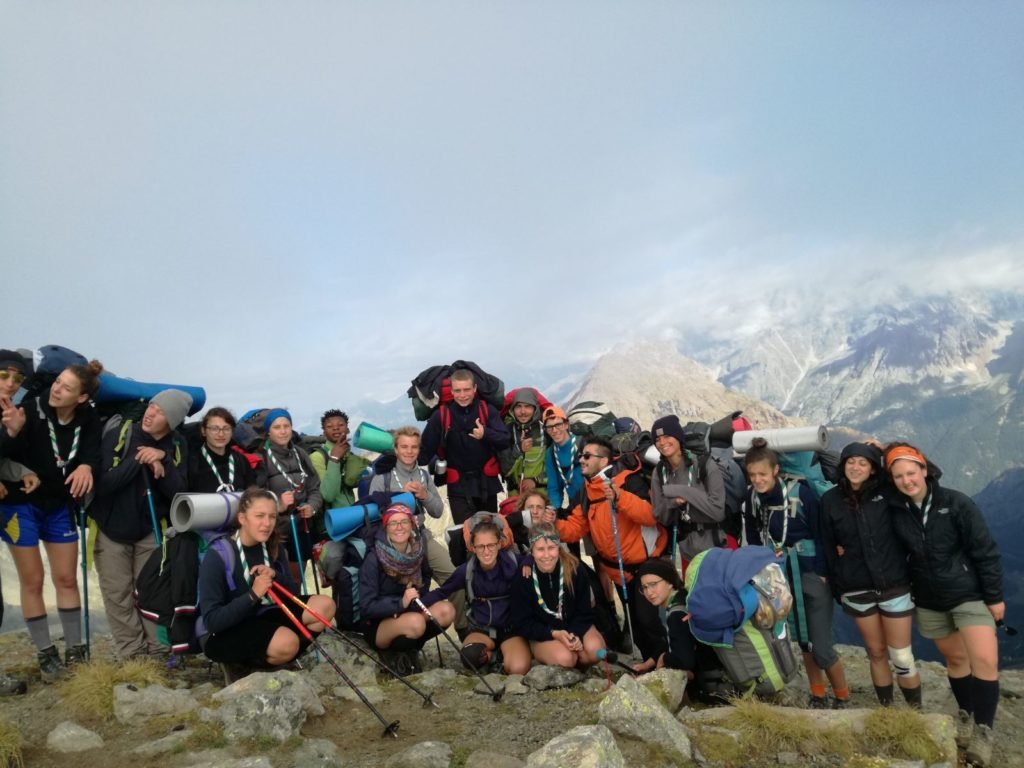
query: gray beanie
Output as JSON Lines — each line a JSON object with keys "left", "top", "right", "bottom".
{"left": 150, "top": 389, "right": 193, "bottom": 431}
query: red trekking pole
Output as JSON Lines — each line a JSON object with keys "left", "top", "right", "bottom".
{"left": 266, "top": 589, "right": 400, "bottom": 738}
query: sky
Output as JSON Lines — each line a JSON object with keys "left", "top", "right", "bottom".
{"left": 2, "top": 2, "right": 1022, "bottom": 428}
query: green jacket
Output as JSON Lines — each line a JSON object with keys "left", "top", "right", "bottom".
{"left": 309, "top": 441, "right": 370, "bottom": 511}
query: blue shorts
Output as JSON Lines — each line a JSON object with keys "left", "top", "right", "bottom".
{"left": 841, "top": 587, "right": 915, "bottom": 618}
{"left": 0, "top": 503, "right": 78, "bottom": 547}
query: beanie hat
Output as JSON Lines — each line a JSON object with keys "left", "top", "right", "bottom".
{"left": 839, "top": 442, "right": 883, "bottom": 471}
{"left": 150, "top": 389, "right": 193, "bottom": 431}
{"left": 0, "top": 349, "right": 26, "bottom": 373}
{"left": 382, "top": 503, "right": 415, "bottom": 527}
{"left": 635, "top": 557, "right": 684, "bottom": 590}
{"left": 263, "top": 408, "right": 292, "bottom": 434}
{"left": 650, "top": 414, "right": 686, "bottom": 445}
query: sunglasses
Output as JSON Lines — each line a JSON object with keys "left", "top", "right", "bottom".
{"left": 0, "top": 370, "right": 25, "bottom": 385}
{"left": 580, "top": 452, "right": 608, "bottom": 461}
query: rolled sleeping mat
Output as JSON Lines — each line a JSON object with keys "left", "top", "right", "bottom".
{"left": 170, "top": 491, "right": 242, "bottom": 533}
{"left": 325, "top": 491, "right": 416, "bottom": 541}
{"left": 732, "top": 426, "right": 829, "bottom": 455}
{"left": 352, "top": 422, "right": 395, "bottom": 453}
{"left": 96, "top": 372, "right": 207, "bottom": 415}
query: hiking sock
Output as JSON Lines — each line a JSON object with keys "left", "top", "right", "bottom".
{"left": 388, "top": 636, "right": 418, "bottom": 653}
{"left": 899, "top": 684, "right": 922, "bottom": 709}
{"left": 948, "top": 673, "right": 974, "bottom": 715}
{"left": 58, "top": 607, "right": 83, "bottom": 647}
{"left": 26, "top": 615, "right": 52, "bottom": 651}
{"left": 810, "top": 682, "right": 827, "bottom": 699}
{"left": 874, "top": 684, "right": 895, "bottom": 706}
{"left": 971, "top": 678, "right": 999, "bottom": 728}
{"left": 832, "top": 686, "right": 850, "bottom": 702}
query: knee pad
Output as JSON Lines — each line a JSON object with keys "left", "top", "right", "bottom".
{"left": 888, "top": 645, "right": 917, "bottom": 678}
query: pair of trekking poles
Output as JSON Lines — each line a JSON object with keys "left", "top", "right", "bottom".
{"left": 267, "top": 581, "right": 504, "bottom": 739}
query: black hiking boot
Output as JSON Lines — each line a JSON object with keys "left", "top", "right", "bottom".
{"left": 37, "top": 645, "right": 65, "bottom": 684}
{"left": 65, "top": 644, "right": 89, "bottom": 667}
{"left": 807, "top": 694, "right": 830, "bottom": 709}
{"left": 0, "top": 671, "right": 27, "bottom": 696}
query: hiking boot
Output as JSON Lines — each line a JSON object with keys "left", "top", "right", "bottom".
{"left": 965, "top": 723, "right": 994, "bottom": 767}
{"left": 0, "top": 671, "right": 27, "bottom": 697}
{"left": 956, "top": 708, "right": 975, "bottom": 749}
{"left": 65, "top": 644, "right": 89, "bottom": 667}
{"left": 808, "top": 695, "right": 830, "bottom": 709}
{"left": 831, "top": 697, "right": 851, "bottom": 710}
{"left": 37, "top": 645, "right": 65, "bottom": 683}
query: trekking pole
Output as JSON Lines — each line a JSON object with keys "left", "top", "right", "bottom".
{"left": 302, "top": 517, "right": 321, "bottom": 595}
{"left": 142, "top": 473, "right": 162, "bottom": 547}
{"left": 77, "top": 500, "right": 91, "bottom": 659}
{"left": 595, "top": 649, "right": 638, "bottom": 676}
{"left": 414, "top": 598, "right": 505, "bottom": 702}
{"left": 267, "top": 588, "right": 400, "bottom": 738}
{"left": 288, "top": 511, "right": 310, "bottom": 595}
{"left": 604, "top": 480, "right": 638, "bottom": 659}
{"left": 269, "top": 582, "right": 439, "bottom": 709}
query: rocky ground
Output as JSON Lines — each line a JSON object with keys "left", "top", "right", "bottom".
{"left": 1, "top": 630, "right": 1024, "bottom": 768}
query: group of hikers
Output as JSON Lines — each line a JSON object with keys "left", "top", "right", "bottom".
{"left": 0, "top": 354, "right": 1006, "bottom": 766}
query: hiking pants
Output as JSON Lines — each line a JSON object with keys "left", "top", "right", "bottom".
{"left": 800, "top": 572, "right": 839, "bottom": 670}
{"left": 449, "top": 494, "right": 497, "bottom": 525}
{"left": 94, "top": 531, "right": 164, "bottom": 659}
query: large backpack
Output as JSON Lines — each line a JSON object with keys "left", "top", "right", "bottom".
{"left": 19, "top": 345, "right": 88, "bottom": 398}
{"left": 677, "top": 419, "right": 748, "bottom": 539}
{"left": 135, "top": 530, "right": 235, "bottom": 655}
{"left": 447, "top": 510, "right": 516, "bottom": 568}
{"left": 315, "top": 500, "right": 385, "bottom": 631}
{"left": 775, "top": 451, "right": 836, "bottom": 500}
{"left": 566, "top": 401, "right": 617, "bottom": 441}
{"left": 408, "top": 361, "right": 505, "bottom": 421}
{"left": 683, "top": 546, "right": 798, "bottom": 697}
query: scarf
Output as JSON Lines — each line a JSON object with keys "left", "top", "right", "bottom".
{"left": 375, "top": 535, "right": 425, "bottom": 588}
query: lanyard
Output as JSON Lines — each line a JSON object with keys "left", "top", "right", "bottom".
{"left": 202, "top": 445, "right": 235, "bottom": 492}
{"left": 532, "top": 563, "right": 564, "bottom": 620}
{"left": 266, "top": 445, "right": 307, "bottom": 490}
{"left": 752, "top": 478, "right": 796, "bottom": 554}
{"left": 236, "top": 537, "right": 273, "bottom": 605}
{"left": 47, "top": 417, "right": 80, "bottom": 477}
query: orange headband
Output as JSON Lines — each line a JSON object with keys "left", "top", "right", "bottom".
{"left": 884, "top": 445, "right": 927, "bottom": 471}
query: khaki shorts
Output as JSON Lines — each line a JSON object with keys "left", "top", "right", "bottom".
{"left": 915, "top": 600, "right": 995, "bottom": 639}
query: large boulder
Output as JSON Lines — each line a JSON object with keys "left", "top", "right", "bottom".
{"left": 598, "top": 673, "right": 692, "bottom": 761}
{"left": 292, "top": 737, "right": 344, "bottom": 768}
{"left": 384, "top": 740, "right": 452, "bottom": 768}
{"left": 46, "top": 721, "right": 103, "bottom": 752}
{"left": 113, "top": 683, "right": 198, "bottom": 723}
{"left": 526, "top": 725, "right": 625, "bottom": 768}
{"left": 213, "top": 669, "right": 325, "bottom": 716}
{"left": 637, "top": 668, "right": 688, "bottom": 711}
{"left": 213, "top": 692, "right": 307, "bottom": 744}
{"left": 522, "top": 665, "right": 584, "bottom": 690}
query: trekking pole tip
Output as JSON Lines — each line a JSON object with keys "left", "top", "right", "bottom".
{"left": 383, "top": 721, "right": 401, "bottom": 738}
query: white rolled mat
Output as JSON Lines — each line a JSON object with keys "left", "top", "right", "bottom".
{"left": 170, "top": 491, "right": 242, "bottom": 532}
{"left": 732, "top": 426, "right": 829, "bottom": 454}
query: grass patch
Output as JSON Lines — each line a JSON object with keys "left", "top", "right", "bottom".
{"left": 860, "top": 708, "right": 943, "bottom": 763}
{"left": 184, "top": 720, "right": 227, "bottom": 750}
{"left": 720, "top": 699, "right": 820, "bottom": 752}
{"left": 61, "top": 658, "right": 168, "bottom": 721}
{"left": 0, "top": 721, "right": 23, "bottom": 768}
{"left": 142, "top": 710, "right": 200, "bottom": 738}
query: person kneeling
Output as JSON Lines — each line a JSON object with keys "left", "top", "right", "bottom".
{"left": 198, "top": 488, "right": 336, "bottom": 682}
{"left": 511, "top": 523, "right": 604, "bottom": 669}
{"left": 360, "top": 503, "right": 455, "bottom": 675}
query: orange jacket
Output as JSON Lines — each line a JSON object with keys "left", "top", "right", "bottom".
{"left": 557, "top": 468, "right": 667, "bottom": 586}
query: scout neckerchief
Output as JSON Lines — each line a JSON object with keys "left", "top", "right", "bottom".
{"left": 532, "top": 561, "right": 564, "bottom": 620}
{"left": 751, "top": 477, "right": 799, "bottom": 555}
{"left": 236, "top": 536, "right": 273, "bottom": 605}
{"left": 47, "top": 415, "right": 80, "bottom": 477}
{"left": 266, "top": 443, "right": 307, "bottom": 490}
{"left": 553, "top": 439, "right": 577, "bottom": 489}
{"left": 201, "top": 444, "right": 235, "bottom": 491}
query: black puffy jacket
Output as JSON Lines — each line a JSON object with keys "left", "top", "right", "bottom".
{"left": 820, "top": 481, "right": 910, "bottom": 598}
{"left": 889, "top": 478, "right": 1002, "bottom": 612}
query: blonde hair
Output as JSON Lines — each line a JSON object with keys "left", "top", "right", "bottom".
{"left": 528, "top": 522, "right": 580, "bottom": 594}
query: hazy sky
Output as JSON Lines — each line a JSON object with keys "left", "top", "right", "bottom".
{"left": 3, "top": 2, "right": 1022, "bottom": 425}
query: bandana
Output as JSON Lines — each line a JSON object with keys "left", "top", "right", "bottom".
{"left": 884, "top": 445, "right": 927, "bottom": 471}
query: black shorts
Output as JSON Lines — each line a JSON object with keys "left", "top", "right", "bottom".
{"left": 204, "top": 602, "right": 315, "bottom": 667}
{"left": 464, "top": 623, "right": 521, "bottom": 646}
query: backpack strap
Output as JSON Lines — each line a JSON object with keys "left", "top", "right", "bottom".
{"left": 111, "top": 419, "right": 134, "bottom": 468}
{"left": 209, "top": 537, "right": 238, "bottom": 592}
